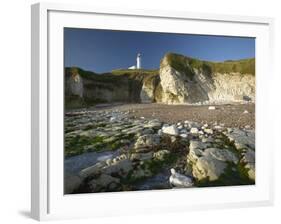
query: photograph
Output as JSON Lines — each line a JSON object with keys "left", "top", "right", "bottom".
{"left": 63, "top": 28, "right": 255, "bottom": 194}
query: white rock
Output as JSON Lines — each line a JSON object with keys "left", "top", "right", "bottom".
{"left": 180, "top": 133, "right": 188, "bottom": 138}
{"left": 243, "top": 110, "right": 249, "bottom": 114}
{"left": 170, "top": 136, "right": 177, "bottom": 143}
{"left": 208, "top": 106, "right": 216, "bottom": 110}
{"left": 169, "top": 168, "right": 194, "bottom": 188}
{"left": 190, "top": 127, "right": 199, "bottom": 134}
{"left": 198, "top": 130, "right": 204, "bottom": 135}
{"left": 178, "top": 125, "right": 183, "bottom": 129}
{"left": 109, "top": 116, "right": 118, "bottom": 122}
{"left": 162, "top": 125, "right": 179, "bottom": 136}
{"left": 214, "top": 125, "right": 222, "bottom": 130}
{"left": 202, "top": 124, "right": 208, "bottom": 129}
{"left": 204, "top": 128, "right": 214, "bottom": 134}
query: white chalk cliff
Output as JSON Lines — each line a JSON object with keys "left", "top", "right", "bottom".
{"left": 157, "top": 53, "right": 255, "bottom": 104}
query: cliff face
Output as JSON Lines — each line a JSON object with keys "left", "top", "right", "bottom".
{"left": 157, "top": 53, "right": 255, "bottom": 104}
{"left": 65, "top": 67, "right": 159, "bottom": 109}
{"left": 65, "top": 53, "right": 255, "bottom": 108}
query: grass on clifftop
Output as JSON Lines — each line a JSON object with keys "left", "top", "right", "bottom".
{"left": 164, "top": 53, "right": 255, "bottom": 76}
{"left": 111, "top": 69, "right": 159, "bottom": 76}
{"left": 66, "top": 67, "right": 159, "bottom": 82}
{"left": 66, "top": 67, "right": 128, "bottom": 84}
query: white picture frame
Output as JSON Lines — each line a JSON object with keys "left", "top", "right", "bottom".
{"left": 31, "top": 2, "right": 274, "bottom": 221}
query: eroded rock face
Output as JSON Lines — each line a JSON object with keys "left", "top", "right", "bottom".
{"left": 140, "top": 76, "right": 160, "bottom": 103}
{"left": 65, "top": 53, "right": 255, "bottom": 107}
{"left": 158, "top": 53, "right": 255, "bottom": 104}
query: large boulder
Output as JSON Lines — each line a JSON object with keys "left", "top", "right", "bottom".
{"left": 192, "top": 155, "right": 227, "bottom": 181}
{"left": 188, "top": 144, "right": 238, "bottom": 181}
{"left": 225, "top": 128, "right": 255, "bottom": 150}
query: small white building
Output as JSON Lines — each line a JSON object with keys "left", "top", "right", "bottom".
{"left": 128, "top": 53, "right": 142, "bottom": 69}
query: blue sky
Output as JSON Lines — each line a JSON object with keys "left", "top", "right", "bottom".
{"left": 64, "top": 28, "right": 255, "bottom": 73}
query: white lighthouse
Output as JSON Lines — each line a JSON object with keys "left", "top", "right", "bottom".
{"left": 128, "top": 53, "right": 142, "bottom": 70}
{"left": 136, "top": 53, "right": 141, "bottom": 69}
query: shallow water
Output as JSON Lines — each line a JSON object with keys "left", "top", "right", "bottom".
{"left": 64, "top": 150, "right": 119, "bottom": 175}
{"left": 134, "top": 170, "right": 171, "bottom": 190}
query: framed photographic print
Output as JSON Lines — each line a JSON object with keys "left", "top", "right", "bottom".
{"left": 31, "top": 2, "right": 274, "bottom": 221}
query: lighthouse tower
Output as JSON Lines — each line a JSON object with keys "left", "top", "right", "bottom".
{"left": 136, "top": 53, "right": 141, "bottom": 69}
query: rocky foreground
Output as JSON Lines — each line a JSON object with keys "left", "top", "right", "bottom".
{"left": 64, "top": 104, "right": 255, "bottom": 194}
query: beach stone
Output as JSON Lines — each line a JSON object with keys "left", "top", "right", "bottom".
{"left": 184, "top": 120, "right": 200, "bottom": 129}
{"left": 204, "top": 128, "right": 213, "bottom": 134}
{"left": 190, "top": 127, "right": 199, "bottom": 134}
{"left": 208, "top": 106, "right": 216, "bottom": 110}
{"left": 162, "top": 125, "right": 179, "bottom": 136}
{"left": 180, "top": 133, "right": 188, "bottom": 138}
{"left": 202, "top": 124, "right": 208, "bottom": 129}
{"left": 178, "top": 125, "right": 183, "bottom": 130}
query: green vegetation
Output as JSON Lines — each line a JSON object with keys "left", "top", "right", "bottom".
{"left": 111, "top": 69, "right": 159, "bottom": 77}
{"left": 65, "top": 131, "right": 136, "bottom": 157}
{"left": 111, "top": 69, "right": 159, "bottom": 84}
{"left": 164, "top": 53, "right": 196, "bottom": 79}
{"left": 66, "top": 67, "right": 128, "bottom": 85}
{"left": 164, "top": 52, "right": 255, "bottom": 76}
